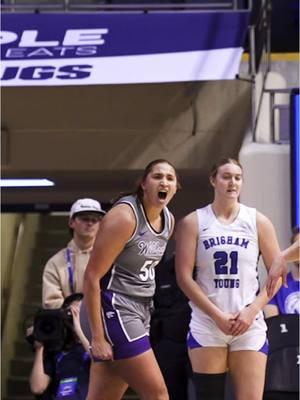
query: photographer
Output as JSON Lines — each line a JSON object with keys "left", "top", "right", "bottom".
{"left": 28, "top": 293, "right": 90, "bottom": 400}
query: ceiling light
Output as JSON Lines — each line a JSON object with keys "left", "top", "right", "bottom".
{"left": 0, "top": 179, "right": 55, "bottom": 187}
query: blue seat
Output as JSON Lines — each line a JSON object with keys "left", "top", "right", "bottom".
{"left": 264, "top": 315, "right": 299, "bottom": 394}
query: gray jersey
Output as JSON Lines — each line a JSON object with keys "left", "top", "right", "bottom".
{"left": 101, "top": 195, "right": 172, "bottom": 298}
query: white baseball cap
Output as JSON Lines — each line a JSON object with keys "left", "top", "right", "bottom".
{"left": 70, "top": 198, "right": 106, "bottom": 218}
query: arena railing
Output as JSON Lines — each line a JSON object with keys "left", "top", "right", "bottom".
{"left": 1, "top": 0, "right": 252, "bottom": 12}
{"left": 249, "top": 0, "right": 272, "bottom": 142}
{"left": 265, "top": 87, "right": 296, "bottom": 144}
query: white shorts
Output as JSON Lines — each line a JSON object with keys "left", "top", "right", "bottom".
{"left": 188, "top": 312, "right": 268, "bottom": 354}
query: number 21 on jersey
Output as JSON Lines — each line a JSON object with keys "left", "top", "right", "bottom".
{"left": 213, "top": 251, "right": 240, "bottom": 289}
{"left": 214, "top": 251, "right": 238, "bottom": 275}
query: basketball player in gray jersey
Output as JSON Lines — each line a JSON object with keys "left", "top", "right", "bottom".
{"left": 101, "top": 194, "right": 172, "bottom": 298}
{"left": 81, "top": 159, "right": 179, "bottom": 400}
{"left": 176, "top": 158, "right": 282, "bottom": 400}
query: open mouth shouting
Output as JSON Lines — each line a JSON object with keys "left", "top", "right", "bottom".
{"left": 158, "top": 191, "right": 168, "bottom": 200}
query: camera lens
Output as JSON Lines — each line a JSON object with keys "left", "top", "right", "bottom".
{"left": 40, "top": 320, "right": 56, "bottom": 335}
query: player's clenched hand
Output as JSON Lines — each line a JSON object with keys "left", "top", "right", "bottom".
{"left": 214, "top": 312, "right": 237, "bottom": 335}
{"left": 89, "top": 337, "right": 113, "bottom": 362}
{"left": 229, "top": 306, "right": 257, "bottom": 336}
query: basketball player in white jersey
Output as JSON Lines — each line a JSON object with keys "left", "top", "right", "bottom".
{"left": 175, "top": 158, "right": 282, "bottom": 400}
{"left": 81, "top": 159, "right": 179, "bottom": 400}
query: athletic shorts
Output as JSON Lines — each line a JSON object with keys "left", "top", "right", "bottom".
{"left": 187, "top": 313, "right": 268, "bottom": 354}
{"left": 80, "top": 290, "right": 152, "bottom": 360}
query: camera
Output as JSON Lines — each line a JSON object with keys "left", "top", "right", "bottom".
{"left": 25, "top": 293, "right": 83, "bottom": 352}
{"left": 32, "top": 307, "right": 74, "bottom": 352}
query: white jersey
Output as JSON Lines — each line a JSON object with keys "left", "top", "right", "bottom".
{"left": 191, "top": 203, "right": 261, "bottom": 322}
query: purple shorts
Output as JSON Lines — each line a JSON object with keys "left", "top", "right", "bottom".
{"left": 80, "top": 291, "right": 152, "bottom": 360}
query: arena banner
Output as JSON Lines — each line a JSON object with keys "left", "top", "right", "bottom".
{"left": 0, "top": 12, "right": 250, "bottom": 86}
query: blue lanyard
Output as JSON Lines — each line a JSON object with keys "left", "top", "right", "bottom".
{"left": 66, "top": 249, "right": 75, "bottom": 294}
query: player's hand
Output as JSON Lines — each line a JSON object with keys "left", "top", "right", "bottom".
{"left": 89, "top": 337, "right": 113, "bottom": 362}
{"left": 266, "top": 254, "right": 287, "bottom": 298}
{"left": 214, "top": 312, "right": 237, "bottom": 335}
{"left": 229, "top": 306, "right": 257, "bottom": 336}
